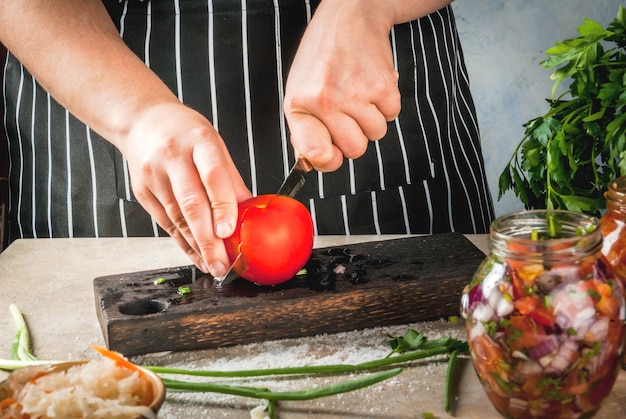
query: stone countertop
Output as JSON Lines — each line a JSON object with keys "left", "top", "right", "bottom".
{"left": 0, "top": 235, "right": 625, "bottom": 418}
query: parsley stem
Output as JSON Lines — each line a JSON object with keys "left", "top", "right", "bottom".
{"left": 548, "top": 213, "right": 557, "bottom": 237}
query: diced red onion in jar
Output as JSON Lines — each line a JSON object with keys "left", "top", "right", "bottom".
{"left": 584, "top": 341, "right": 613, "bottom": 378}
{"left": 527, "top": 335, "right": 558, "bottom": 360}
{"left": 471, "top": 303, "right": 495, "bottom": 323}
{"left": 546, "top": 356, "right": 569, "bottom": 375}
{"left": 585, "top": 317, "right": 610, "bottom": 342}
{"left": 467, "top": 283, "right": 485, "bottom": 307}
{"left": 518, "top": 359, "right": 543, "bottom": 376}
{"left": 468, "top": 322, "right": 486, "bottom": 341}
{"left": 482, "top": 263, "right": 506, "bottom": 295}
{"left": 495, "top": 296, "right": 514, "bottom": 317}
{"left": 549, "top": 265, "right": 581, "bottom": 283}
{"left": 572, "top": 308, "right": 597, "bottom": 338}
{"left": 508, "top": 397, "right": 529, "bottom": 417}
{"left": 539, "top": 354, "right": 556, "bottom": 368}
{"left": 545, "top": 338, "right": 578, "bottom": 375}
{"left": 553, "top": 283, "right": 596, "bottom": 332}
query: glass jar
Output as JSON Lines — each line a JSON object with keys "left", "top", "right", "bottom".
{"left": 600, "top": 176, "right": 626, "bottom": 282}
{"left": 600, "top": 176, "right": 626, "bottom": 370}
{"left": 461, "top": 210, "right": 625, "bottom": 418}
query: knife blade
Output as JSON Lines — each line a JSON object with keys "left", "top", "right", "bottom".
{"left": 214, "top": 156, "right": 313, "bottom": 286}
{"left": 214, "top": 252, "right": 242, "bottom": 286}
{"left": 276, "top": 156, "right": 313, "bottom": 197}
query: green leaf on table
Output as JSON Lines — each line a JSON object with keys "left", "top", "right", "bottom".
{"left": 387, "top": 329, "right": 427, "bottom": 353}
{"left": 387, "top": 329, "right": 468, "bottom": 355}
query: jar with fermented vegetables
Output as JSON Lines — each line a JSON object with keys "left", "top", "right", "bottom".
{"left": 461, "top": 210, "right": 625, "bottom": 418}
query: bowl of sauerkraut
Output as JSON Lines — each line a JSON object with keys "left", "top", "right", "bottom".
{"left": 0, "top": 348, "right": 165, "bottom": 419}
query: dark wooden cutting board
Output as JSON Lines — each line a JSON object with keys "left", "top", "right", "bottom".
{"left": 93, "top": 233, "right": 485, "bottom": 356}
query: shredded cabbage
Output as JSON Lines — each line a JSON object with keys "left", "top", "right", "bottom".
{"left": 1, "top": 358, "right": 156, "bottom": 419}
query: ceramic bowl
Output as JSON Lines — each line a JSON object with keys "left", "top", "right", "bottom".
{"left": 0, "top": 360, "right": 165, "bottom": 418}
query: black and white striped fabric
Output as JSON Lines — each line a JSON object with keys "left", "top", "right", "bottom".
{"left": 3, "top": 0, "right": 494, "bottom": 243}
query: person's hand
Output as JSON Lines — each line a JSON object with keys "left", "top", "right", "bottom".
{"left": 283, "top": 0, "right": 402, "bottom": 171}
{"left": 120, "top": 102, "right": 252, "bottom": 277}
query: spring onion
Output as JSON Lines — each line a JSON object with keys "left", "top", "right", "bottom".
{"left": 1, "top": 306, "right": 468, "bottom": 417}
{"left": 161, "top": 368, "right": 402, "bottom": 401}
{"left": 9, "top": 304, "right": 37, "bottom": 362}
{"left": 147, "top": 343, "right": 463, "bottom": 378}
{"left": 445, "top": 348, "right": 461, "bottom": 413}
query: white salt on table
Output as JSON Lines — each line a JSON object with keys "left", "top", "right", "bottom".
{"left": 133, "top": 319, "right": 468, "bottom": 419}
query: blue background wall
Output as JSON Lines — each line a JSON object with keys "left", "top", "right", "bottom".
{"left": 452, "top": 0, "right": 623, "bottom": 217}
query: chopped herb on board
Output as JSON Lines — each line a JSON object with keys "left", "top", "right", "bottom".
{"left": 177, "top": 286, "right": 191, "bottom": 296}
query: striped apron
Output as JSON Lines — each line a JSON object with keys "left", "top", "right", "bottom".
{"left": 3, "top": 0, "right": 494, "bottom": 243}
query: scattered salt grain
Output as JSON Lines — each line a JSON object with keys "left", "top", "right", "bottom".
{"left": 134, "top": 319, "right": 466, "bottom": 417}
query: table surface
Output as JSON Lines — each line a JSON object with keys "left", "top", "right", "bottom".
{"left": 1, "top": 235, "right": 625, "bottom": 418}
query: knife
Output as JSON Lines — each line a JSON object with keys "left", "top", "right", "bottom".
{"left": 214, "top": 156, "right": 313, "bottom": 286}
{"left": 275, "top": 156, "right": 313, "bottom": 197}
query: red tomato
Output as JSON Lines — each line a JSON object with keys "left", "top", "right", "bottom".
{"left": 224, "top": 194, "right": 314, "bottom": 285}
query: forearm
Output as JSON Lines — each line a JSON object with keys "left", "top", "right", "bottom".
{"left": 386, "top": 0, "right": 453, "bottom": 24}
{"left": 0, "top": 0, "right": 179, "bottom": 149}
{"left": 314, "top": 0, "right": 453, "bottom": 34}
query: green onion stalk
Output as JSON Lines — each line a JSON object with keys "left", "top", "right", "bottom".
{"left": 1, "top": 305, "right": 468, "bottom": 418}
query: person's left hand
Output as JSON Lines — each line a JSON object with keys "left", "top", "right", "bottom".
{"left": 121, "top": 102, "right": 252, "bottom": 277}
{"left": 283, "top": 0, "right": 402, "bottom": 171}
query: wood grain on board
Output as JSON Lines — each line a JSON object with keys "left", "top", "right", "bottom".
{"left": 93, "top": 233, "right": 484, "bottom": 356}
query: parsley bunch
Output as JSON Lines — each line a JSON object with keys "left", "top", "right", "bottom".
{"left": 499, "top": 6, "right": 626, "bottom": 214}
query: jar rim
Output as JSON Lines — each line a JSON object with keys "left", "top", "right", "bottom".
{"left": 491, "top": 209, "right": 599, "bottom": 236}
{"left": 489, "top": 210, "right": 602, "bottom": 262}
{"left": 606, "top": 176, "right": 626, "bottom": 203}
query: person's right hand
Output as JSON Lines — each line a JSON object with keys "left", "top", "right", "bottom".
{"left": 283, "top": 0, "right": 401, "bottom": 172}
{"left": 120, "top": 102, "right": 252, "bottom": 277}
{"left": 283, "top": 0, "right": 452, "bottom": 171}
